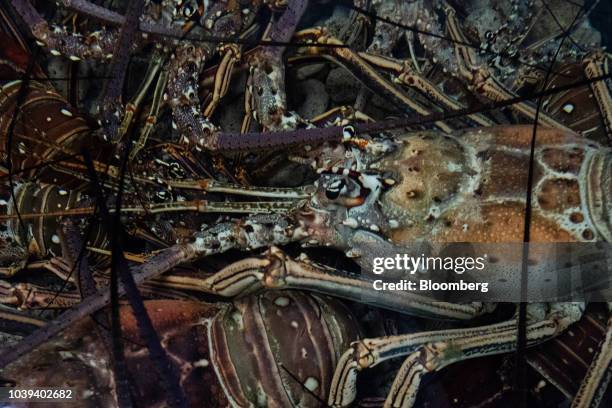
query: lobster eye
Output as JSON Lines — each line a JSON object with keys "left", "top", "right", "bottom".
{"left": 325, "top": 179, "right": 345, "bottom": 200}
{"left": 325, "top": 188, "right": 341, "bottom": 200}
{"left": 183, "top": 5, "right": 194, "bottom": 17}
{"left": 342, "top": 125, "right": 355, "bottom": 140}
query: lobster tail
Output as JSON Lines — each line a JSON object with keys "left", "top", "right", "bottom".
{"left": 0, "top": 183, "right": 109, "bottom": 273}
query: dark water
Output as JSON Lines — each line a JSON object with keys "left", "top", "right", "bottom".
{"left": 591, "top": 0, "right": 612, "bottom": 47}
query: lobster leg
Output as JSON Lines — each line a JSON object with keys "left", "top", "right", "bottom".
{"left": 0, "top": 280, "right": 81, "bottom": 309}
{"left": 357, "top": 52, "right": 496, "bottom": 127}
{"left": 26, "top": 257, "right": 75, "bottom": 281}
{"left": 0, "top": 200, "right": 301, "bottom": 220}
{"left": 0, "top": 280, "right": 20, "bottom": 306}
{"left": 0, "top": 257, "right": 74, "bottom": 280}
{"left": 0, "top": 249, "right": 82, "bottom": 307}
{"left": 309, "top": 105, "right": 374, "bottom": 126}
{"left": 202, "top": 246, "right": 490, "bottom": 319}
{"left": 119, "top": 199, "right": 302, "bottom": 215}
{"left": 382, "top": 303, "right": 586, "bottom": 408}
{"left": 571, "top": 303, "right": 612, "bottom": 408}
{"left": 118, "top": 53, "right": 164, "bottom": 142}
{"left": 0, "top": 265, "right": 24, "bottom": 278}
{"left": 328, "top": 303, "right": 584, "bottom": 408}
{"left": 0, "top": 306, "right": 46, "bottom": 337}
{"left": 294, "top": 27, "right": 453, "bottom": 133}
{"left": 203, "top": 44, "right": 242, "bottom": 118}
{"left": 129, "top": 64, "right": 169, "bottom": 159}
{"left": 0, "top": 268, "right": 198, "bottom": 311}
{"left": 165, "top": 179, "right": 312, "bottom": 198}
{"left": 444, "top": 6, "right": 573, "bottom": 132}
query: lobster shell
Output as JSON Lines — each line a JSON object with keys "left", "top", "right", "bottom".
{"left": 2, "top": 293, "right": 360, "bottom": 407}
{"left": 0, "top": 30, "right": 109, "bottom": 187}
{"left": 381, "top": 126, "right": 611, "bottom": 243}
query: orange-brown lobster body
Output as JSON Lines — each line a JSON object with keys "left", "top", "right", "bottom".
{"left": 380, "top": 126, "right": 611, "bottom": 244}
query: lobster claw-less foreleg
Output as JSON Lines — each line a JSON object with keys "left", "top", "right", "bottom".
{"left": 328, "top": 303, "right": 585, "bottom": 408}
{"left": 202, "top": 246, "right": 491, "bottom": 320}
{"left": 0, "top": 279, "right": 81, "bottom": 309}
{"left": 244, "top": 0, "right": 310, "bottom": 131}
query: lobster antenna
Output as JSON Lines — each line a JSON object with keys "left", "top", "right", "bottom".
{"left": 83, "top": 148, "right": 188, "bottom": 408}
{"left": 208, "top": 71, "right": 612, "bottom": 152}
{"left": 0, "top": 153, "right": 83, "bottom": 181}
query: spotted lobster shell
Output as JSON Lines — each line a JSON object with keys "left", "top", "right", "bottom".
{"left": 1, "top": 293, "right": 360, "bottom": 407}
{"left": 380, "top": 126, "right": 611, "bottom": 243}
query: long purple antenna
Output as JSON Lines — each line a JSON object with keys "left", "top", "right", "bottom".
{"left": 207, "top": 72, "right": 612, "bottom": 151}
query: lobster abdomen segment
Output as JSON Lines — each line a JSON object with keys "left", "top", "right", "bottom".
{"left": 210, "top": 291, "right": 360, "bottom": 407}
{"left": 0, "top": 183, "right": 107, "bottom": 272}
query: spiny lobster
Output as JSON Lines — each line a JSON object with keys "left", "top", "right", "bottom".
{"left": 1, "top": 72, "right": 611, "bottom": 408}
{"left": 0, "top": 1, "right": 611, "bottom": 407}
